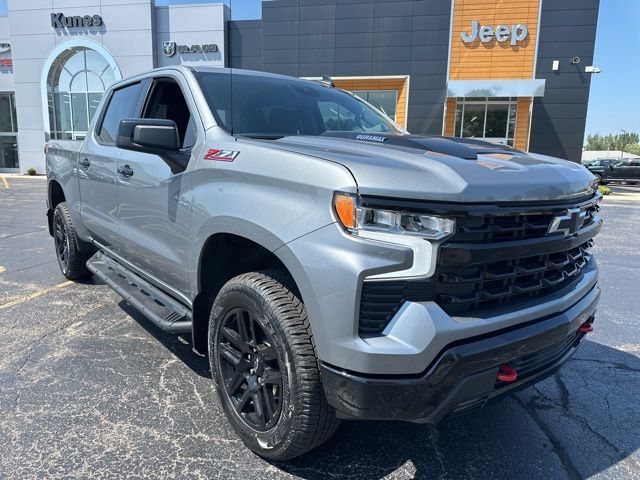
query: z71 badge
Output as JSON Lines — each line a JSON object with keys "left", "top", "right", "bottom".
{"left": 203, "top": 149, "right": 240, "bottom": 162}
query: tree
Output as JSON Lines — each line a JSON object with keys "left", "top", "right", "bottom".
{"left": 584, "top": 132, "right": 639, "bottom": 153}
{"left": 617, "top": 132, "right": 639, "bottom": 154}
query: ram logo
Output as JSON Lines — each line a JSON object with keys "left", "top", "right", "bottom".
{"left": 162, "top": 41, "right": 176, "bottom": 57}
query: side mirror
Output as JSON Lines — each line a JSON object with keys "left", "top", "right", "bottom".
{"left": 116, "top": 118, "right": 188, "bottom": 173}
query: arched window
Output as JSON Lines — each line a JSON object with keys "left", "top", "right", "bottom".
{"left": 46, "top": 47, "right": 117, "bottom": 140}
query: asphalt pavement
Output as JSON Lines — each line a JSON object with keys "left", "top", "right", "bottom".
{"left": 0, "top": 176, "right": 639, "bottom": 479}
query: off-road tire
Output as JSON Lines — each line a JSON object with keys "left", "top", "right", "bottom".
{"left": 209, "top": 271, "right": 340, "bottom": 461}
{"left": 53, "top": 202, "right": 93, "bottom": 280}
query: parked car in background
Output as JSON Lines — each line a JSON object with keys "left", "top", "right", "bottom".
{"left": 586, "top": 158, "right": 640, "bottom": 185}
{"left": 584, "top": 158, "right": 625, "bottom": 167}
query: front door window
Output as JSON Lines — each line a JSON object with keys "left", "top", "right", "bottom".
{"left": 454, "top": 97, "right": 517, "bottom": 146}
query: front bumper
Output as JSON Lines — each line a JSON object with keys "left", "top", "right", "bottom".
{"left": 320, "top": 287, "right": 598, "bottom": 423}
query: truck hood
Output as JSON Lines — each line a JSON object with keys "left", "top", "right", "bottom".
{"left": 263, "top": 133, "right": 597, "bottom": 203}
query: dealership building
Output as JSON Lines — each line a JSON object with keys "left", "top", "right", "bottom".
{"left": 0, "top": 0, "right": 599, "bottom": 173}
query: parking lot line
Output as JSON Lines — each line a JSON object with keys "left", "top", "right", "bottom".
{"left": 0, "top": 280, "right": 73, "bottom": 310}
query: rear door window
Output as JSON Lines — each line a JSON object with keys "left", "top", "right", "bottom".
{"left": 97, "top": 82, "right": 143, "bottom": 145}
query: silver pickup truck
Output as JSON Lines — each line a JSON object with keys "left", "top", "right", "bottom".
{"left": 46, "top": 66, "right": 602, "bottom": 460}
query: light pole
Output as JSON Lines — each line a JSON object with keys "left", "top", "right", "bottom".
{"left": 620, "top": 129, "right": 628, "bottom": 159}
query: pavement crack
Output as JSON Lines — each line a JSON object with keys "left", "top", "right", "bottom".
{"left": 571, "top": 357, "right": 640, "bottom": 374}
{"left": 0, "top": 227, "right": 48, "bottom": 240}
{"left": 513, "top": 393, "right": 582, "bottom": 480}
{"left": 428, "top": 427, "right": 448, "bottom": 480}
{"left": 554, "top": 372, "right": 640, "bottom": 473}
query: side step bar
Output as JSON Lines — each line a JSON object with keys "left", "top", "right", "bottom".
{"left": 87, "top": 251, "right": 192, "bottom": 333}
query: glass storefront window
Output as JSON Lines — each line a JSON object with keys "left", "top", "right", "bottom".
{"left": 461, "top": 104, "right": 485, "bottom": 138}
{"left": 453, "top": 97, "right": 517, "bottom": 146}
{"left": 46, "top": 48, "right": 116, "bottom": 140}
{"left": 0, "top": 93, "right": 16, "bottom": 133}
{"left": 0, "top": 137, "right": 19, "bottom": 169}
{"left": 0, "top": 93, "right": 18, "bottom": 169}
{"left": 351, "top": 90, "right": 398, "bottom": 121}
{"left": 485, "top": 104, "right": 509, "bottom": 138}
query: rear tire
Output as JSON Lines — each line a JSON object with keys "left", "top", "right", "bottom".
{"left": 53, "top": 202, "right": 93, "bottom": 280}
{"left": 209, "top": 271, "right": 339, "bottom": 461}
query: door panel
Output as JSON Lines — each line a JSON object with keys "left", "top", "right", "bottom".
{"left": 608, "top": 163, "right": 633, "bottom": 181}
{"left": 116, "top": 151, "right": 193, "bottom": 294}
{"left": 78, "top": 81, "right": 144, "bottom": 247}
{"left": 77, "top": 140, "right": 120, "bottom": 246}
{"left": 626, "top": 162, "right": 640, "bottom": 181}
{"left": 115, "top": 76, "right": 198, "bottom": 295}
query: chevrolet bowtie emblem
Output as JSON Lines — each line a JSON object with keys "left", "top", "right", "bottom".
{"left": 547, "top": 208, "right": 587, "bottom": 237}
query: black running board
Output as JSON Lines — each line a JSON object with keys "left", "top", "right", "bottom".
{"left": 87, "top": 251, "right": 192, "bottom": 333}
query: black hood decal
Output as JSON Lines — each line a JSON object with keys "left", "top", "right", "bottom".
{"left": 320, "top": 131, "right": 523, "bottom": 160}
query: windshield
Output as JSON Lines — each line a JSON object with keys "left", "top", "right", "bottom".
{"left": 195, "top": 72, "right": 402, "bottom": 138}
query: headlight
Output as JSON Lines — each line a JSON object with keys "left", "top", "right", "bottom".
{"left": 333, "top": 192, "right": 455, "bottom": 240}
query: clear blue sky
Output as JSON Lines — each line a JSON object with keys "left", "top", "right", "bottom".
{"left": 585, "top": 1, "right": 640, "bottom": 136}
{"left": 0, "top": 0, "right": 637, "bottom": 136}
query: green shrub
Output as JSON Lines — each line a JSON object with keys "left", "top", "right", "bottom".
{"left": 598, "top": 185, "right": 611, "bottom": 195}
{"left": 26, "top": 168, "right": 37, "bottom": 176}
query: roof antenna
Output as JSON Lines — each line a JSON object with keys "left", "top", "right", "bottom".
{"left": 321, "top": 75, "right": 335, "bottom": 88}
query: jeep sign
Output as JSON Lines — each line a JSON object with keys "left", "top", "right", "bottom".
{"left": 51, "top": 12, "right": 104, "bottom": 28}
{"left": 461, "top": 20, "right": 528, "bottom": 46}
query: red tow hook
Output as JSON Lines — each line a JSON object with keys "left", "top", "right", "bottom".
{"left": 578, "top": 321, "right": 594, "bottom": 333}
{"left": 497, "top": 364, "right": 518, "bottom": 383}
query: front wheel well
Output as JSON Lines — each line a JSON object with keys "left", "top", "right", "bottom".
{"left": 192, "top": 233, "right": 299, "bottom": 354}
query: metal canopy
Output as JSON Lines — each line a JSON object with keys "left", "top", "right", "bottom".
{"left": 447, "top": 79, "right": 546, "bottom": 98}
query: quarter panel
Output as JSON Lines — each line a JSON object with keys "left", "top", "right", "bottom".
{"left": 46, "top": 141, "right": 89, "bottom": 239}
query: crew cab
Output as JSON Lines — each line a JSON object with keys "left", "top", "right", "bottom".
{"left": 46, "top": 66, "right": 602, "bottom": 460}
{"left": 586, "top": 157, "right": 640, "bottom": 185}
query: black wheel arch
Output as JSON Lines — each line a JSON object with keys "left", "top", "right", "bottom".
{"left": 47, "top": 179, "right": 66, "bottom": 236}
{"left": 192, "top": 233, "right": 301, "bottom": 355}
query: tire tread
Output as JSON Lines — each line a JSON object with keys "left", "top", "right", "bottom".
{"left": 211, "top": 271, "right": 340, "bottom": 460}
{"left": 53, "top": 202, "right": 93, "bottom": 280}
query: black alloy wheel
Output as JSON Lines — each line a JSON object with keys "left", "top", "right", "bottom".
{"left": 217, "top": 306, "right": 283, "bottom": 431}
{"left": 209, "top": 272, "right": 339, "bottom": 460}
{"left": 54, "top": 210, "right": 70, "bottom": 275}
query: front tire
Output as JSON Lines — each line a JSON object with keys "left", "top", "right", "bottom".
{"left": 209, "top": 272, "right": 339, "bottom": 461}
{"left": 53, "top": 202, "right": 93, "bottom": 280}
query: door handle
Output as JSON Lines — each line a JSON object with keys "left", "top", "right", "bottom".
{"left": 79, "top": 158, "right": 90, "bottom": 169}
{"left": 117, "top": 164, "right": 134, "bottom": 178}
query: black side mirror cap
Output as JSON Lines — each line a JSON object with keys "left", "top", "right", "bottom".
{"left": 116, "top": 118, "right": 180, "bottom": 153}
{"left": 116, "top": 118, "right": 188, "bottom": 173}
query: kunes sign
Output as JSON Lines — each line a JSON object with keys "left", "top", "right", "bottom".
{"left": 51, "top": 12, "right": 104, "bottom": 29}
{"left": 461, "top": 20, "right": 528, "bottom": 46}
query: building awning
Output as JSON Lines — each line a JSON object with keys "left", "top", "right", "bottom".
{"left": 447, "top": 79, "right": 546, "bottom": 98}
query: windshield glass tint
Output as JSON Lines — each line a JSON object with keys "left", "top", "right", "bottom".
{"left": 195, "top": 72, "right": 400, "bottom": 138}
